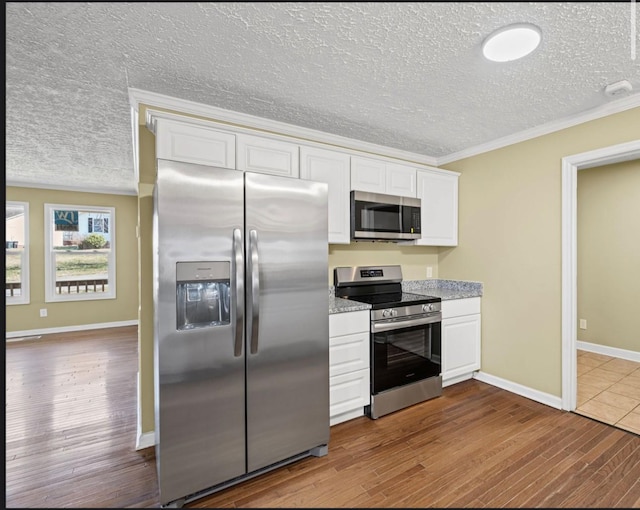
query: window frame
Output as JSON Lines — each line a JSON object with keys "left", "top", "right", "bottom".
{"left": 6, "top": 201, "right": 30, "bottom": 305}
{"left": 44, "top": 203, "right": 117, "bottom": 303}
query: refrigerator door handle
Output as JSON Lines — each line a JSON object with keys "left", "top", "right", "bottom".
{"left": 233, "top": 228, "right": 244, "bottom": 357}
{"left": 248, "top": 229, "right": 260, "bottom": 354}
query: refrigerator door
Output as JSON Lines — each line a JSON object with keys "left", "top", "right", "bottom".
{"left": 154, "top": 160, "right": 246, "bottom": 505}
{"left": 244, "top": 172, "right": 330, "bottom": 472}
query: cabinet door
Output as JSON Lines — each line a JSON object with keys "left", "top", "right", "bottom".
{"left": 442, "top": 313, "right": 481, "bottom": 381}
{"left": 300, "top": 146, "right": 351, "bottom": 244}
{"left": 385, "top": 162, "right": 417, "bottom": 198}
{"left": 237, "top": 134, "right": 299, "bottom": 177}
{"left": 350, "top": 156, "right": 386, "bottom": 193}
{"left": 329, "top": 369, "right": 370, "bottom": 425}
{"left": 155, "top": 119, "right": 236, "bottom": 168}
{"left": 416, "top": 169, "right": 459, "bottom": 246}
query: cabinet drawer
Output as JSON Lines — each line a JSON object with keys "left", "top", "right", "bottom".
{"left": 329, "top": 310, "right": 369, "bottom": 337}
{"left": 329, "top": 369, "right": 370, "bottom": 419}
{"left": 329, "top": 331, "right": 369, "bottom": 378}
{"left": 441, "top": 297, "right": 481, "bottom": 319}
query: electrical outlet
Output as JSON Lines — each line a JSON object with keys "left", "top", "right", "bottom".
{"left": 426, "top": 266, "right": 433, "bottom": 278}
{"left": 579, "top": 319, "right": 587, "bottom": 330}
{"left": 39, "top": 308, "right": 48, "bottom": 318}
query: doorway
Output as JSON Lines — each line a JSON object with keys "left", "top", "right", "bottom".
{"left": 561, "top": 139, "right": 640, "bottom": 415}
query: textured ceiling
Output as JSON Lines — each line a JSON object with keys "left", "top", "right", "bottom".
{"left": 6, "top": 2, "right": 640, "bottom": 194}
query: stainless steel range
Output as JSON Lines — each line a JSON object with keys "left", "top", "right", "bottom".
{"left": 334, "top": 265, "right": 442, "bottom": 419}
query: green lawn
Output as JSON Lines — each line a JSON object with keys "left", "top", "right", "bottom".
{"left": 6, "top": 249, "right": 109, "bottom": 282}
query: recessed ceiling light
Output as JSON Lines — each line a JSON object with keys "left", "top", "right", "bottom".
{"left": 482, "top": 23, "right": 542, "bottom": 62}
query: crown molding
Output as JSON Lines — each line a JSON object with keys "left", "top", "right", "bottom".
{"left": 6, "top": 180, "right": 138, "bottom": 196}
{"left": 437, "top": 93, "right": 640, "bottom": 166}
{"left": 128, "top": 87, "right": 439, "bottom": 167}
{"left": 130, "top": 87, "right": 640, "bottom": 171}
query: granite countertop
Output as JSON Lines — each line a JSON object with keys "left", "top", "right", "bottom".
{"left": 328, "top": 278, "right": 483, "bottom": 314}
{"left": 329, "top": 296, "right": 371, "bottom": 314}
{"left": 402, "top": 279, "right": 483, "bottom": 301}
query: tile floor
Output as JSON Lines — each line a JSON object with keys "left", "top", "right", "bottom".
{"left": 575, "top": 349, "right": 640, "bottom": 435}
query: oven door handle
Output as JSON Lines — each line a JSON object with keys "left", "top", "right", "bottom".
{"left": 372, "top": 313, "right": 442, "bottom": 333}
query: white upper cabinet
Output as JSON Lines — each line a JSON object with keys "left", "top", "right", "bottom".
{"left": 350, "top": 156, "right": 416, "bottom": 198}
{"left": 300, "top": 146, "right": 351, "bottom": 244}
{"left": 350, "top": 157, "right": 386, "bottom": 193}
{"left": 385, "top": 162, "right": 418, "bottom": 197}
{"left": 415, "top": 168, "right": 459, "bottom": 246}
{"left": 236, "top": 134, "right": 299, "bottom": 178}
{"left": 155, "top": 118, "right": 236, "bottom": 169}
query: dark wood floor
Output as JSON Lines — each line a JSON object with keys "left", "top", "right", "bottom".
{"left": 6, "top": 326, "right": 640, "bottom": 508}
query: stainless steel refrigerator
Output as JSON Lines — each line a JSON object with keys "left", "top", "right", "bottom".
{"left": 153, "top": 159, "right": 330, "bottom": 507}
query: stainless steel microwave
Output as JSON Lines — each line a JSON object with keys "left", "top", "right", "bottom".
{"left": 350, "top": 190, "right": 421, "bottom": 241}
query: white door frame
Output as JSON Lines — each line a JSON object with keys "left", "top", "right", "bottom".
{"left": 561, "top": 139, "right": 640, "bottom": 410}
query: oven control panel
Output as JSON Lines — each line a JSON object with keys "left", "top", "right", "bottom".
{"left": 361, "top": 269, "right": 384, "bottom": 278}
{"left": 372, "top": 301, "right": 441, "bottom": 321}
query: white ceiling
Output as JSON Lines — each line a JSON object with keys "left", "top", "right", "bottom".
{"left": 6, "top": 2, "right": 640, "bottom": 194}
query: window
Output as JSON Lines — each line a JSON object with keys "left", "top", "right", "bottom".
{"left": 44, "top": 204, "right": 116, "bottom": 302}
{"left": 6, "top": 201, "right": 30, "bottom": 304}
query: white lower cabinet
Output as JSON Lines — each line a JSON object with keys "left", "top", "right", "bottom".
{"left": 329, "top": 310, "right": 370, "bottom": 426}
{"left": 441, "top": 297, "right": 481, "bottom": 386}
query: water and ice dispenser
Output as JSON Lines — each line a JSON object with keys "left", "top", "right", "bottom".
{"left": 176, "top": 261, "right": 231, "bottom": 330}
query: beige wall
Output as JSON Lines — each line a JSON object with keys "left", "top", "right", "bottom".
{"left": 329, "top": 242, "right": 439, "bottom": 284}
{"left": 577, "top": 159, "right": 640, "bottom": 352}
{"left": 6, "top": 187, "right": 138, "bottom": 332}
{"left": 439, "top": 107, "right": 640, "bottom": 397}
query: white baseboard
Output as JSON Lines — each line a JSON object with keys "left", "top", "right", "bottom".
{"left": 576, "top": 341, "right": 640, "bottom": 363}
{"left": 136, "top": 431, "right": 156, "bottom": 450}
{"left": 473, "top": 371, "right": 563, "bottom": 410}
{"left": 6, "top": 319, "right": 138, "bottom": 340}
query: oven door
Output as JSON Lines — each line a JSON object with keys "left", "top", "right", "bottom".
{"left": 371, "top": 314, "right": 441, "bottom": 394}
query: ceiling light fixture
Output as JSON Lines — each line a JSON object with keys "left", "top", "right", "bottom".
{"left": 482, "top": 23, "right": 542, "bottom": 62}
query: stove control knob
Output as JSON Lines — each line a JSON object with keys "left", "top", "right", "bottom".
{"left": 382, "top": 309, "right": 394, "bottom": 318}
{"left": 423, "top": 303, "right": 434, "bottom": 312}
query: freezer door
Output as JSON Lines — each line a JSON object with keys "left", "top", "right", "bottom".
{"left": 245, "top": 172, "right": 330, "bottom": 472}
{"left": 154, "top": 160, "right": 246, "bottom": 505}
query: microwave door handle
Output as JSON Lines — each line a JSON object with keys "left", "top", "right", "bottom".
{"left": 248, "top": 229, "right": 260, "bottom": 354}
{"left": 232, "top": 228, "right": 244, "bottom": 357}
{"left": 371, "top": 313, "right": 442, "bottom": 333}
